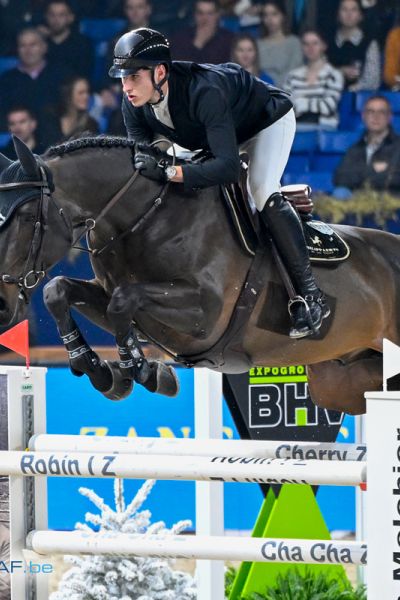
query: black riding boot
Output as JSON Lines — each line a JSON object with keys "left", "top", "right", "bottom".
{"left": 259, "top": 192, "right": 330, "bottom": 338}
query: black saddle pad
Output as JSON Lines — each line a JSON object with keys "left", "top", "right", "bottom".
{"left": 304, "top": 220, "right": 350, "bottom": 262}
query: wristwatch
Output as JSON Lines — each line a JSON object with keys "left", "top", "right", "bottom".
{"left": 165, "top": 165, "right": 177, "bottom": 180}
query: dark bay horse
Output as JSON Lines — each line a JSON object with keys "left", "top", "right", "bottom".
{"left": 0, "top": 136, "right": 397, "bottom": 414}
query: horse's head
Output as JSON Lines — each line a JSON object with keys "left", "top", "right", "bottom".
{"left": 0, "top": 137, "right": 71, "bottom": 327}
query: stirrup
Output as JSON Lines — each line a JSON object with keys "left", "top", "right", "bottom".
{"left": 288, "top": 294, "right": 327, "bottom": 338}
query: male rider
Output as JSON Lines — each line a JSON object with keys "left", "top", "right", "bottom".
{"left": 109, "top": 27, "right": 330, "bottom": 339}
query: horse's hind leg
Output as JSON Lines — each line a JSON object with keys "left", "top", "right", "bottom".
{"left": 43, "top": 276, "right": 128, "bottom": 398}
{"left": 307, "top": 350, "right": 383, "bottom": 415}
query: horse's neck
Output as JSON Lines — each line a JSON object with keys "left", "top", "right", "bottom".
{"left": 47, "top": 151, "right": 135, "bottom": 228}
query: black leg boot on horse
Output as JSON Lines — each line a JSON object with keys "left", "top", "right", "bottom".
{"left": 259, "top": 192, "right": 331, "bottom": 338}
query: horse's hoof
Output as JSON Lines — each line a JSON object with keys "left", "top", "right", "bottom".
{"left": 102, "top": 360, "right": 134, "bottom": 401}
{"left": 144, "top": 361, "right": 180, "bottom": 397}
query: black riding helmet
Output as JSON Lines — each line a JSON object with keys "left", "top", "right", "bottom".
{"left": 109, "top": 28, "right": 171, "bottom": 103}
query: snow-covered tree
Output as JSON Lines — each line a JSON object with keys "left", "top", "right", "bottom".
{"left": 50, "top": 479, "right": 197, "bottom": 600}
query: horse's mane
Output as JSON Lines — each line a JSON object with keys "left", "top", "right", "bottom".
{"left": 46, "top": 136, "right": 137, "bottom": 157}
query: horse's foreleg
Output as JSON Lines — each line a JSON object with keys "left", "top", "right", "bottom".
{"left": 307, "top": 351, "right": 383, "bottom": 415}
{"left": 106, "top": 283, "right": 187, "bottom": 398}
{"left": 43, "top": 276, "right": 119, "bottom": 396}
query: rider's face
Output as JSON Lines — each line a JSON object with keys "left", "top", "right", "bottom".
{"left": 122, "top": 66, "right": 166, "bottom": 106}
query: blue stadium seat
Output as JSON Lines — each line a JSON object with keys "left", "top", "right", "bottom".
{"left": 338, "top": 91, "right": 355, "bottom": 130}
{"left": 0, "top": 133, "right": 11, "bottom": 148}
{"left": 220, "top": 16, "right": 241, "bottom": 32}
{"left": 80, "top": 18, "right": 126, "bottom": 42}
{"left": 392, "top": 115, "right": 400, "bottom": 132}
{"left": 291, "top": 131, "right": 318, "bottom": 153}
{"left": 283, "top": 171, "right": 334, "bottom": 194}
{"left": 318, "top": 130, "right": 360, "bottom": 153}
{"left": 286, "top": 154, "right": 310, "bottom": 173}
{"left": 0, "top": 57, "right": 18, "bottom": 76}
{"left": 312, "top": 153, "right": 343, "bottom": 171}
{"left": 355, "top": 90, "right": 400, "bottom": 113}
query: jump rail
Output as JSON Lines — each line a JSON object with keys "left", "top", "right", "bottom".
{"left": 0, "top": 450, "right": 366, "bottom": 486}
{"left": 27, "top": 531, "right": 367, "bottom": 566}
{"left": 29, "top": 434, "right": 367, "bottom": 462}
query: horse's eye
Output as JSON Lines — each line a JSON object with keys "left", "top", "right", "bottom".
{"left": 22, "top": 214, "right": 36, "bottom": 223}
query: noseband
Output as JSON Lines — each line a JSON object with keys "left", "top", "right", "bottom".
{"left": 0, "top": 166, "right": 64, "bottom": 304}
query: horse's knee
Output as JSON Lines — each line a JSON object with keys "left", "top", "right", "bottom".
{"left": 107, "top": 286, "right": 138, "bottom": 320}
{"left": 43, "top": 276, "right": 69, "bottom": 313}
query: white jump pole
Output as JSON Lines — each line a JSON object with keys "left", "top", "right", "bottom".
{"left": 27, "top": 530, "right": 367, "bottom": 566}
{"left": 29, "top": 434, "right": 367, "bottom": 462}
{"left": 0, "top": 451, "right": 366, "bottom": 486}
{"left": 194, "top": 370, "right": 224, "bottom": 600}
{"left": 0, "top": 366, "right": 48, "bottom": 600}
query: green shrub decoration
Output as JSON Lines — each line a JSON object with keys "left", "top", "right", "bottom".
{"left": 226, "top": 568, "right": 367, "bottom": 600}
{"left": 314, "top": 187, "right": 400, "bottom": 228}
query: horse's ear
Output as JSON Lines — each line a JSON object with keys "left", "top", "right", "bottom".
{"left": 0, "top": 153, "right": 12, "bottom": 173}
{"left": 12, "top": 135, "right": 39, "bottom": 178}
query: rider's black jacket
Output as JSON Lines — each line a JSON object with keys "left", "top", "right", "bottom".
{"left": 122, "top": 61, "right": 292, "bottom": 190}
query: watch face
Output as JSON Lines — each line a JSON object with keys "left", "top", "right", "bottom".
{"left": 167, "top": 166, "right": 177, "bottom": 179}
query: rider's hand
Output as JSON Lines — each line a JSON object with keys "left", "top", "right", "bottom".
{"left": 134, "top": 152, "right": 168, "bottom": 183}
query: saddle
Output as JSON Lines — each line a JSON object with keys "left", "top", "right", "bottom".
{"left": 221, "top": 166, "right": 349, "bottom": 263}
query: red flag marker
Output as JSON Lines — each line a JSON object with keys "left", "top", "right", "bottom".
{"left": 0, "top": 320, "right": 30, "bottom": 368}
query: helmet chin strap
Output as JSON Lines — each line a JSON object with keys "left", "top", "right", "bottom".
{"left": 149, "top": 67, "right": 169, "bottom": 105}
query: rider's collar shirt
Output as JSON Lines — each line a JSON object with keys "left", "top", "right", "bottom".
{"left": 150, "top": 93, "right": 175, "bottom": 130}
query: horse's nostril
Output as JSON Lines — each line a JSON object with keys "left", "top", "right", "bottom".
{"left": 0, "top": 297, "right": 7, "bottom": 312}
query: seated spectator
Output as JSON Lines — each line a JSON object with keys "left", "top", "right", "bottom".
{"left": 42, "top": 0, "right": 94, "bottom": 80}
{"left": 2, "top": 107, "right": 46, "bottom": 159}
{"left": 41, "top": 76, "right": 99, "bottom": 146}
{"left": 0, "top": 28, "right": 71, "bottom": 130}
{"left": 384, "top": 24, "right": 400, "bottom": 90}
{"left": 231, "top": 33, "right": 274, "bottom": 82}
{"left": 171, "top": 0, "right": 235, "bottom": 63}
{"left": 256, "top": 1, "right": 303, "bottom": 87}
{"left": 333, "top": 95, "right": 400, "bottom": 195}
{"left": 283, "top": 0, "right": 318, "bottom": 34}
{"left": 284, "top": 30, "right": 344, "bottom": 130}
{"left": 327, "top": 0, "right": 380, "bottom": 91}
{"left": 151, "top": 0, "right": 194, "bottom": 36}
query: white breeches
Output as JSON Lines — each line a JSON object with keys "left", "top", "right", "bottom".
{"left": 240, "top": 108, "right": 296, "bottom": 211}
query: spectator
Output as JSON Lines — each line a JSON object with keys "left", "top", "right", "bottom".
{"left": 284, "top": 29, "right": 344, "bottom": 130}
{"left": 41, "top": 76, "right": 99, "bottom": 146}
{"left": 43, "top": 0, "right": 94, "bottom": 80}
{"left": 151, "top": 0, "right": 194, "bottom": 36}
{"left": 171, "top": 0, "right": 235, "bottom": 63}
{"left": 256, "top": 1, "right": 303, "bottom": 87}
{"left": 334, "top": 95, "right": 400, "bottom": 195}
{"left": 283, "top": 0, "right": 318, "bottom": 34}
{"left": 231, "top": 34, "right": 274, "bottom": 83}
{"left": 2, "top": 107, "right": 46, "bottom": 159}
{"left": 327, "top": 0, "right": 381, "bottom": 91}
{"left": 384, "top": 24, "right": 400, "bottom": 89}
{"left": 0, "top": 28, "right": 70, "bottom": 130}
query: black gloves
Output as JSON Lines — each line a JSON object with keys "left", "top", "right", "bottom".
{"left": 134, "top": 145, "right": 168, "bottom": 183}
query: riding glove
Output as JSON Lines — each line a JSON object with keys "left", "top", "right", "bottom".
{"left": 134, "top": 152, "right": 168, "bottom": 183}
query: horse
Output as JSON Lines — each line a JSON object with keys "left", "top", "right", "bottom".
{"left": 0, "top": 135, "right": 397, "bottom": 415}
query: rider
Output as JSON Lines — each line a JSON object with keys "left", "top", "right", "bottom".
{"left": 109, "top": 27, "right": 330, "bottom": 339}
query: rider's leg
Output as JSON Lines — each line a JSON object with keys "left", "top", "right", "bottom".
{"left": 241, "top": 109, "right": 330, "bottom": 338}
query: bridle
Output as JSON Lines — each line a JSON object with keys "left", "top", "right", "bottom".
{"left": 0, "top": 143, "right": 173, "bottom": 306}
{"left": 0, "top": 165, "right": 57, "bottom": 304}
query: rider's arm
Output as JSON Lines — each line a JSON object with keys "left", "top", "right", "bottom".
{"left": 122, "top": 94, "right": 154, "bottom": 143}
{"left": 181, "top": 87, "right": 240, "bottom": 190}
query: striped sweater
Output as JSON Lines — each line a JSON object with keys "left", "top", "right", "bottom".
{"left": 283, "top": 63, "right": 344, "bottom": 129}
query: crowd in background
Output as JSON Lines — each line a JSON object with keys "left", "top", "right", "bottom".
{"left": 1, "top": 0, "right": 400, "bottom": 196}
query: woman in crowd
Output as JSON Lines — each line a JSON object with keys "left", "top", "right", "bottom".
{"left": 231, "top": 33, "right": 274, "bottom": 83}
{"left": 42, "top": 75, "right": 99, "bottom": 145}
{"left": 284, "top": 29, "right": 344, "bottom": 130}
{"left": 256, "top": 0, "right": 303, "bottom": 87}
{"left": 327, "top": 0, "right": 380, "bottom": 91}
